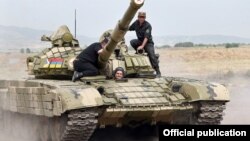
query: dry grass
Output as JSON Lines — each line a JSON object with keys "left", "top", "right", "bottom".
{"left": 157, "top": 46, "right": 250, "bottom": 79}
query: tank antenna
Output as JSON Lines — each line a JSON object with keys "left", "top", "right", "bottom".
{"left": 74, "top": 9, "right": 77, "bottom": 38}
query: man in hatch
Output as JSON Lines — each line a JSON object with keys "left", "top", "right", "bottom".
{"left": 129, "top": 11, "right": 161, "bottom": 77}
{"left": 113, "top": 67, "right": 125, "bottom": 80}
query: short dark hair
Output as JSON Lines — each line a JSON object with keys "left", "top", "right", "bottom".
{"left": 113, "top": 67, "right": 125, "bottom": 77}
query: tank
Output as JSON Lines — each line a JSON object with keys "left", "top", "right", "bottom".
{"left": 0, "top": 0, "right": 230, "bottom": 141}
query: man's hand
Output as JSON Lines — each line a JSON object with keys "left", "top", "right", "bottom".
{"left": 98, "top": 49, "right": 103, "bottom": 54}
{"left": 137, "top": 45, "right": 144, "bottom": 50}
{"left": 139, "top": 37, "right": 148, "bottom": 50}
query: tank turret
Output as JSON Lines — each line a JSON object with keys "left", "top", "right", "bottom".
{"left": 98, "top": 0, "right": 145, "bottom": 69}
{"left": 41, "top": 25, "right": 79, "bottom": 47}
{"left": 27, "top": 25, "right": 82, "bottom": 78}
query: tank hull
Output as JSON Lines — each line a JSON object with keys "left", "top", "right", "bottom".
{"left": 0, "top": 77, "right": 228, "bottom": 140}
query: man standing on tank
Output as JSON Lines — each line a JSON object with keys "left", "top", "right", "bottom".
{"left": 129, "top": 12, "right": 161, "bottom": 77}
{"left": 72, "top": 34, "right": 110, "bottom": 82}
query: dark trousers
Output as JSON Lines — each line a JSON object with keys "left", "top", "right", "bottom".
{"left": 73, "top": 60, "right": 99, "bottom": 76}
{"left": 130, "top": 39, "right": 159, "bottom": 69}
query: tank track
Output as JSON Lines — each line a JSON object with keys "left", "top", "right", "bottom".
{"left": 61, "top": 110, "right": 98, "bottom": 141}
{"left": 196, "top": 101, "right": 226, "bottom": 125}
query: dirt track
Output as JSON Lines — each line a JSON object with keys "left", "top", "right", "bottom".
{"left": 0, "top": 47, "right": 250, "bottom": 140}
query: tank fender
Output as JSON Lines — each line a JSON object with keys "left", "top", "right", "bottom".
{"left": 57, "top": 87, "right": 104, "bottom": 112}
{"left": 178, "top": 82, "right": 230, "bottom": 101}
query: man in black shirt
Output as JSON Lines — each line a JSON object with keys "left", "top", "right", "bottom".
{"left": 129, "top": 12, "right": 161, "bottom": 77}
{"left": 72, "top": 36, "right": 110, "bottom": 82}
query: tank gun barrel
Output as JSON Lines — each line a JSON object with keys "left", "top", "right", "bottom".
{"left": 98, "top": 0, "right": 145, "bottom": 69}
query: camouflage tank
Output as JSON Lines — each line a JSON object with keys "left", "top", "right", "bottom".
{"left": 0, "top": 0, "right": 230, "bottom": 141}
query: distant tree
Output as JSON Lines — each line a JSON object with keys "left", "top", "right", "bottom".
{"left": 174, "top": 42, "right": 194, "bottom": 47}
{"left": 161, "top": 45, "right": 171, "bottom": 48}
{"left": 225, "top": 43, "right": 239, "bottom": 48}
{"left": 195, "top": 43, "right": 209, "bottom": 47}
{"left": 20, "top": 48, "right": 25, "bottom": 53}
{"left": 156, "top": 45, "right": 171, "bottom": 49}
{"left": 26, "top": 48, "right": 31, "bottom": 53}
{"left": 195, "top": 43, "right": 205, "bottom": 47}
{"left": 194, "top": 44, "right": 217, "bottom": 47}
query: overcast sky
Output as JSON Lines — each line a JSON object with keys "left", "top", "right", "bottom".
{"left": 0, "top": 0, "right": 250, "bottom": 38}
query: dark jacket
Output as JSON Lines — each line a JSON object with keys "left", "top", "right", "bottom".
{"left": 129, "top": 20, "right": 154, "bottom": 43}
{"left": 76, "top": 42, "right": 102, "bottom": 65}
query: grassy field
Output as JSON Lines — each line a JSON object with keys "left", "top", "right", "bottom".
{"left": 157, "top": 46, "right": 250, "bottom": 79}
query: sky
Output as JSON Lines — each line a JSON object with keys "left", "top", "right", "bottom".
{"left": 0, "top": 0, "right": 250, "bottom": 38}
